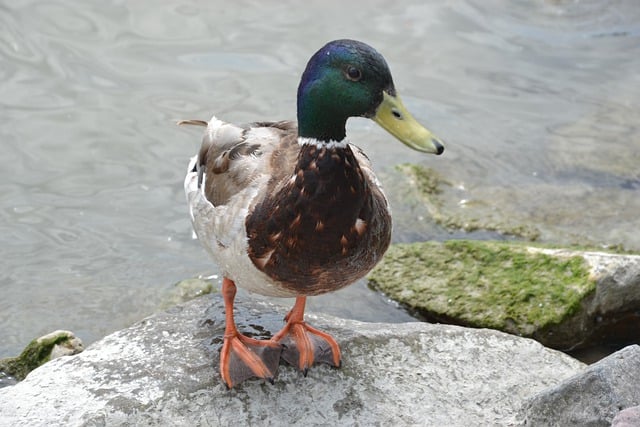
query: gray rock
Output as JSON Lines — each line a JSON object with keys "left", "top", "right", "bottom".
{"left": 0, "top": 294, "right": 584, "bottom": 427}
{"left": 518, "top": 344, "right": 640, "bottom": 426}
{"left": 612, "top": 405, "right": 640, "bottom": 427}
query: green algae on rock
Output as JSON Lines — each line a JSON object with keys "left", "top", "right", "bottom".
{"left": 368, "top": 240, "right": 594, "bottom": 338}
{"left": 396, "top": 163, "right": 541, "bottom": 240}
{"left": 0, "top": 330, "right": 84, "bottom": 381}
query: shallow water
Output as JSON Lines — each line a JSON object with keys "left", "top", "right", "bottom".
{"left": 1, "top": 0, "right": 639, "bottom": 359}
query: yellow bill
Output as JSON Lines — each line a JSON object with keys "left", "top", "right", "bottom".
{"left": 373, "top": 91, "right": 444, "bottom": 155}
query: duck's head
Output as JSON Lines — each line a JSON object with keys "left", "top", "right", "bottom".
{"left": 297, "top": 39, "right": 444, "bottom": 155}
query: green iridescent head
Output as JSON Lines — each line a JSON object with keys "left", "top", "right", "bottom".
{"left": 297, "top": 39, "right": 444, "bottom": 155}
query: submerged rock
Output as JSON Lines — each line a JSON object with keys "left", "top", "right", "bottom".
{"left": 0, "top": 330, "right": 84, "bottom": 383}
{"left": 0, "top": 294, "right": 584, "bottom": 426}
{"left": 395, "top": 163, "right": 541, "bottom": 240}
{"left": 395, "top": 162, "right": 640, "bottom": 250}
{"left": 160, "top": 277, "right": 214, "bottom": 309}
{"left": 368, "top": 240, "right": 640, "bottom": 352}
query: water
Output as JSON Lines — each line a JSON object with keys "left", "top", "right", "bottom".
{"left": 1, "top": 0, "right": 639, "bottom": 359}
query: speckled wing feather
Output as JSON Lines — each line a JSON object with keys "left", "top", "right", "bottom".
{"left": 197, "top": 118, "right": 298, "bottom": 207}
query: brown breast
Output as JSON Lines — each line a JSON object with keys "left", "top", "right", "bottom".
{"left": 246, "top": 144, "right": 391, "bottom": 296}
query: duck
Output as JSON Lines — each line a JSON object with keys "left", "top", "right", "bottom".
{"left": 180, "top": 39, "right": 444, "bottom": 389}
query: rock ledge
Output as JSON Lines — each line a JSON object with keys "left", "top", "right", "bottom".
{"left": 0, "top": 294, "right": 585, "bottom": 426}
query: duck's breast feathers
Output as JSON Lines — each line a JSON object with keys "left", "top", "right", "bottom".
{"left": 245, "top": 143, "right": 392, "bottom": 295}
{"left": 197, "top": 118, "right": 298, "bottom": 207}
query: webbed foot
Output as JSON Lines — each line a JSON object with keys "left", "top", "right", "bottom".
{"left": 220, "top": 332, "right": 282, "bottom": 389}
{"left": 272, "top": 296, "right": 341, "bottom": 374}
{"left": 219, "top": 277, "right": 282, "bottom": 388}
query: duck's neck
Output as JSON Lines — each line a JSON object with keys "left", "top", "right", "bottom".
{"left": 297, "top": 113, "right": 347, "bottom": 142}
{"left": 297, "top": 79, "right": 348, "bottom": 142}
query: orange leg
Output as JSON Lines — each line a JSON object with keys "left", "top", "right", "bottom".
{"left": 219, "top": 277, "right": 282, "bottom": 388}
{"left": 272, "top": 296, "right": 341, "bottom": 375}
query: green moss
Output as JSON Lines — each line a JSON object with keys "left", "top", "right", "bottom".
{"left": 368, "top": 240, "right": 595, "bottom": 336}
{"left": 0, "top": 332, "right": 78, "bottom": 381}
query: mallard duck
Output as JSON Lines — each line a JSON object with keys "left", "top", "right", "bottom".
{"left": 181, "top": 39, "right": 444, "bottom": 388}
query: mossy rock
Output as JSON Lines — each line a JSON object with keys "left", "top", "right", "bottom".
{"left": 0, "top": 330, "right": 84, "bottom": 381}
{"left": 368, "top": 240, "right": 595, "bottom": 337}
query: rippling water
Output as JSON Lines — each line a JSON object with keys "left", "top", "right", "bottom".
{"left": 1, "top": 0, "right": 639, "bottom": 358}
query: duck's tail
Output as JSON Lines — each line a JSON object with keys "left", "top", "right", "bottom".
{"left": 177, "top": 119, "right": 208, "bottom": 127}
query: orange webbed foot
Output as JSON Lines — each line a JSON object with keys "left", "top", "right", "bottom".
{"left": 272, "top": 297, "right": 341, "bottom": 374}
{"left": 219, "top": 277, "right": 283, "bottom": 388}
{"left": 220, "top": 332, "right": 282, "bottom": 389}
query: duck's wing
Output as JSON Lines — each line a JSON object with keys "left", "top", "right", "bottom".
{"left": 192, "top": 117, "right": 298, "bottom": 207}
{"left": 183, "top": 117, "right": 301, "bottom": 294}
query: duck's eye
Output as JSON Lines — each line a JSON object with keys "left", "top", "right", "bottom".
{"left": 345, "top": 66, "right": 362, "bottom": 82}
